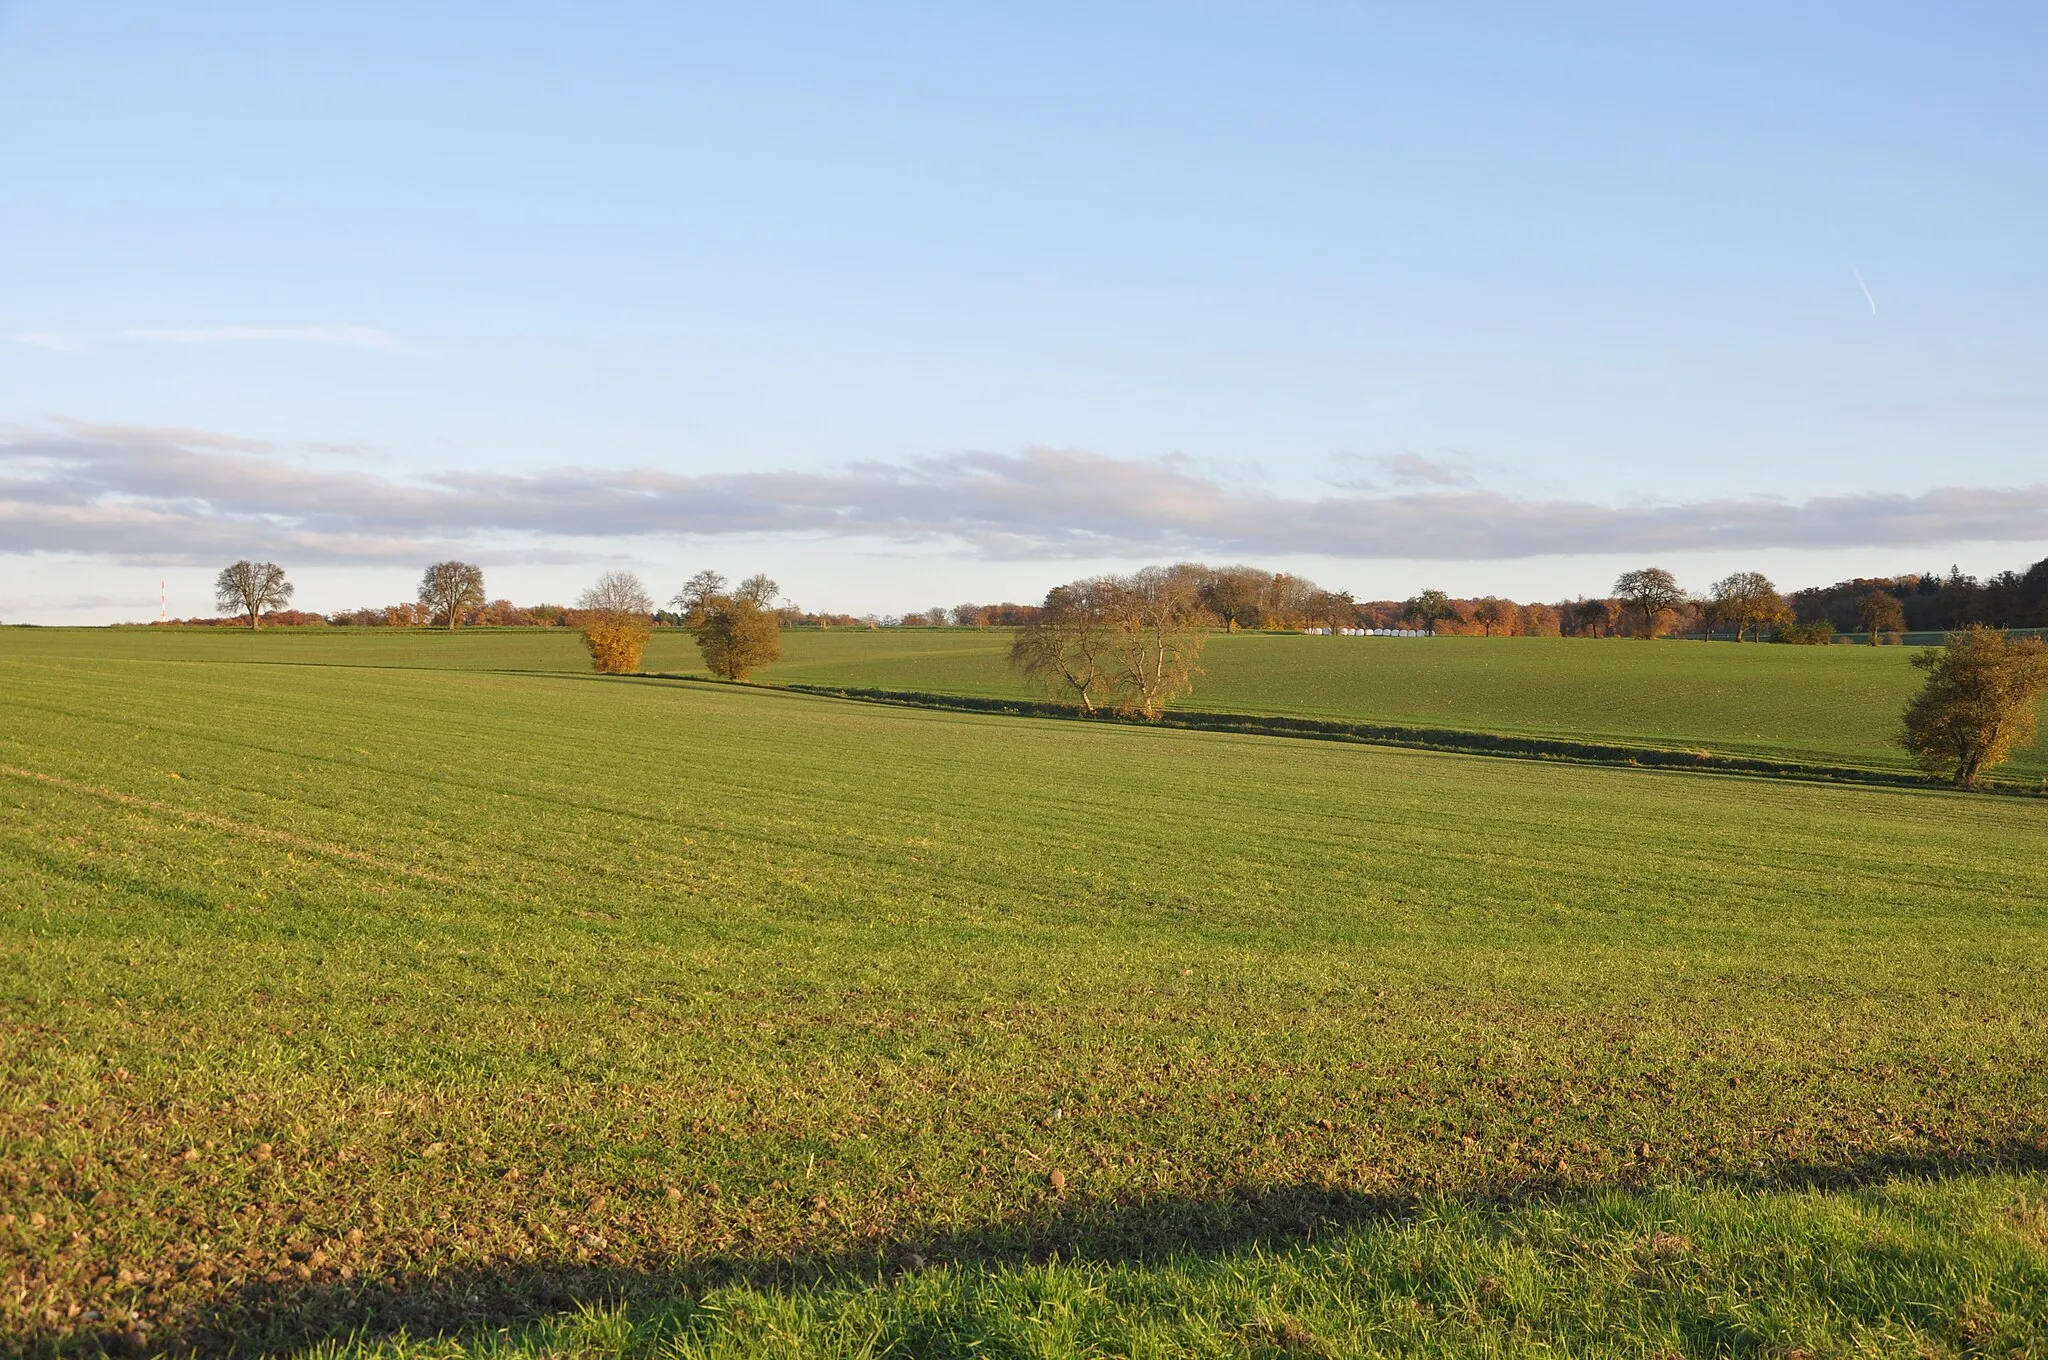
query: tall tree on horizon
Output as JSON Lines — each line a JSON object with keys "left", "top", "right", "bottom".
{"left": 418, "top": 561, "right": 486, "bottom": 630}
{"left": 1708, "top": 571, "right": 1789, "bottom": 642}
{"left": 214, "top": 561, "right": 293, "bottom": 630}
{"left": 1613, "top": 568, "right": 1684, "bottom": 638}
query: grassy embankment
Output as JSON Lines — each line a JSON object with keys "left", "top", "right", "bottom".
{"left": 1, "top": 629, "right": 2045, "bottom": 1356}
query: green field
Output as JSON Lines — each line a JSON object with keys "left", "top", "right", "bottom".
{"left": 746, "top": 628, "right": 2048, "bottom": 782}
{"left": 3, "top": 629, "right": 2047, "bottom": 1356}
{"left": 45, "top": 625, "right": 2048, "bottom": 782}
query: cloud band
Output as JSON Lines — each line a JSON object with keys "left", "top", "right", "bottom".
{"left": 3, "top": 422, "right": 2044, "bottom": 566}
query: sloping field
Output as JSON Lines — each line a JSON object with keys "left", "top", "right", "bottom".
{"left": 48, "top": 626, "right": 2048, "bottom": 781}
{"left": 752, "top": 629, "right": 2048, "bottom": 781}
{"left": 2, "top": 631, "right": 2046, "bottom": 1355}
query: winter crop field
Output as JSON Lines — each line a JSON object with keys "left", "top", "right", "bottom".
{"left": 40, "top": 624, "right": 2048, "bottom": 781}
{"left": 3, "top": 629, "right": 2047, "bottom": 1356}
{"left": 758, "top": 628, "right": 2048, "bottom": 782}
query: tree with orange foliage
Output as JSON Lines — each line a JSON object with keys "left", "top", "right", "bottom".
{"left": 578, "top": 571, "right": 654, "bottom": 673}
{"left": 1471, "top": 597, "right": 1515, "bottom": 636}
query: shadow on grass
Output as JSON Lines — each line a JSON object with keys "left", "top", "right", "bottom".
{"left": 79, "top": 1140, "right": 2048, "bottom": 1358}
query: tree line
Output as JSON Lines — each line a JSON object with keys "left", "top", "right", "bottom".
{"left": 197, "top": 556, "right": 2048, "bottom": 786}
{"left": 1793, "top": 564, "right": 2048, "bottom": 634}
{"left": 200, "top": 559, "right": 794, "bottom": 679}
{"left": 193, "top": 553, "right": 2048, "bottom": 643}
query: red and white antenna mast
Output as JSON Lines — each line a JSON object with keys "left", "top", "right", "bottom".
{"left": 160, "top": 580, "right": 167, "bottom": 624}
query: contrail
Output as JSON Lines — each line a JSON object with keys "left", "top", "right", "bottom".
{"left": 1850, "top": 262, "right": 1877, "bottom": 315}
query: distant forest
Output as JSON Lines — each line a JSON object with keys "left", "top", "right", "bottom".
{"left": 1789, "top": 561, "right": 2048, "bottom": 633}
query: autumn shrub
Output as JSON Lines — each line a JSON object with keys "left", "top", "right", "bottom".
{"left": 582, "top": 617, "right": 652, "bottom": 674}
{"left": 1771, "top": 619, "right": 1834, "bottom": 645}
{"left": 577, "top": 571, "right": 656, "bottom": 674}
{"left": 1901, "top": 626, "right": 2048, "bottom": 786}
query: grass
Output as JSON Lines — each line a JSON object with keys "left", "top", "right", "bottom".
{"left": 2, "top": 628, "right": 2046, "bottom": 1356}
{"left": 751, "top": 628, "right": 2048, "bottom": 782}
{"left": 326, "top": 1177, "right": 2048, "bottom": 1359}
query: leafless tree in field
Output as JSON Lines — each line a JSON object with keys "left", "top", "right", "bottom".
{"left": 215, "top": 561, "right": 293, "bottom": 630}
{"left": 1011, "top": 569, "right": 1210, "bottom": 718}
{"left": 1010, "top": 580, "right": 1118, "bottom": 713}
{"left": 671, "top": 570, "right": 728, "bottom": 624}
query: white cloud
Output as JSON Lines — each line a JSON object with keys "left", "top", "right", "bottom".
{"left": 2, "top": 421, "right": 2045, "bottom": 568}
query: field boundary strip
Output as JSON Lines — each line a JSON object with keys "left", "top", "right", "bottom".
{"left": 639, "top": 676, "right": 2046, "bottom": 798}
{"left": 0, "top": 762, "right": 470, "bottom": 888}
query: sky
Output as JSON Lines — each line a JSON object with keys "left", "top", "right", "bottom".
{"left": 2, "top": 2, "right": 2045, "bottom": 622}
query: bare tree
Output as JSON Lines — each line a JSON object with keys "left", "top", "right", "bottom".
{"left": 1901, "top": 626, "right": 2048, "bottom": 787}
{"left": 670, "top": 570, "right": 728, "bottom": 624}
{"left": 581, "top": 571, "right": 654, "bottom": 618}
{"left": 1010, "top": 579, "right": 1118, "bottom": 712}
{"left": 1011, "top": 570, "right": 1209, "bottom": 718}
{"left": 735, "top": 574, "right": 780, "bottom": 609}
{"left": 1101, "top": 566, "right": 1210, "bottom": 718}
{"left": 214, "top": 561, "right": 293, "bottom": 630}
{"left": 1613, "top": 568, "right": 1684, "bottom": 638}
{"left": 418, "top": 561, "right": 486, "bottom": 630}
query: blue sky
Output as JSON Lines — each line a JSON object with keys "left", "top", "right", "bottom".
{"left": 3, "top": 2, "right": 2045, "bottom": 621}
